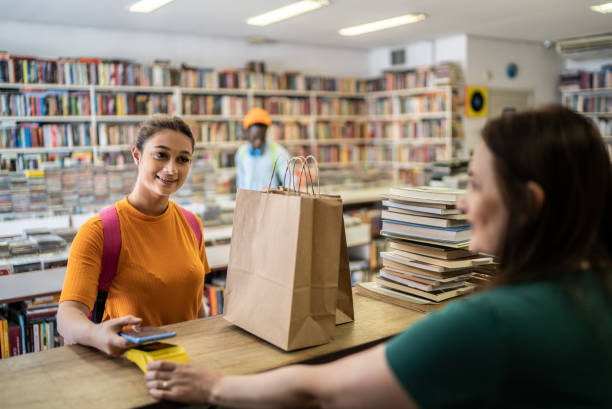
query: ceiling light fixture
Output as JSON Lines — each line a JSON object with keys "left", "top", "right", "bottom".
{"left": 247, "top": 0, "right": 329, "bottom": 27}
{"left": 129, "top": 0, "right": 174, "bottom": 13}
{"left": 590, "top": 2, "right": 612, "bottom": 13}
{"left": 339, "top": 13, "right": 427, "bottom": 36}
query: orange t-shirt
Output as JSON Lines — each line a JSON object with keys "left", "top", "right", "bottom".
{"left": 60, "top": 198, "right": 210, "bottom": 326}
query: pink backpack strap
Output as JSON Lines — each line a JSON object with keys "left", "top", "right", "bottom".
{"left": 91, "top": 205, "right": 121, "bottom": 323}
{"left": 179, "top": 206, "right": 202, "bottom": 247}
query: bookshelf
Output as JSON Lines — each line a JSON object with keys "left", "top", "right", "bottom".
{"left": 367, "top": 85, "right": 462, "bottom": 185}
{"left": 0, "top": 54, "right": 464, "bottom": 185}
{"left": 560, "top": 87, "right": 612, "bottom": 158}
{"left": 0, "top": 55, "right": 467, "bottom": 219}
{"left": 559, "top": 65, "right": 612, "bottom": 158}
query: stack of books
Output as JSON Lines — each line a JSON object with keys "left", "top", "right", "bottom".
{"left": 9, "top": 172, "right": 28, "bottom": 212}
{"left": 77, "top": 166, "right": 94, "bottom": 208}
{"left": 357, "top": 186, "right": 494, "bottom": 313}
{"left": 0, "top": 172, "right": 11, "bottom": 213}
{"left": 92, "top": 166, "right": 109, "bottom": 204}
{"left": 108, "top": 168, "right": 124, "bottom": 203}
{"left": 60, "top": 168, "right": 78, "bottom": 208}
{"left": 26, "top": 170, "right": 47, "bottom": 212}
{"left": 43, "top": 165, "right": 63, "bottom": 210}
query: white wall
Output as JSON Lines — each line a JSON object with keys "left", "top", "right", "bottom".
{"left": 463, "top": 35, "right": 564, "bottom": 153}
{"left": 0, "top": 21, "right": 370, "bottom": 77}
{"left": 367, "top": 34, "right": 467, "bottom": 76}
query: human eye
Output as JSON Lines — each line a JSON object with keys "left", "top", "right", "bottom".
{"left": 178, "top": 156, "right": 191, "bottom": 164}
{"left": 153, "top": 151, "right": 168, "bottom": 159}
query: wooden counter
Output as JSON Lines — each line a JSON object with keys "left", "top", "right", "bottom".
{"left": 0, "top": 291, "right": 425, "bottom": 409}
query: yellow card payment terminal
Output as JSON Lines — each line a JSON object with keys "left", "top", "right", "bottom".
{"left": 125, "top": 342, "right": 189, "bottom": 373}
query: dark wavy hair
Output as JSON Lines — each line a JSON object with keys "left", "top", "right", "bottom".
{"left": 481, "top": 104, "right": 612, "bottom": 287}
{"left": 135, "top": 114, "right": 195, "bottom": 152}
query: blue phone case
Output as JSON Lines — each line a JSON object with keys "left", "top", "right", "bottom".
{"left": 120, "top": 329, "right": 176, "bottom": 344}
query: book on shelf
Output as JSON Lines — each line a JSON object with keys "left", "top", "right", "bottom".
{"left": 387, "top": 238, "right": 472, "bottom": 259}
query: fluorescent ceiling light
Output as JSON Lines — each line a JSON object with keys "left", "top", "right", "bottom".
{"left": 339, "top": 13, "right": 427, "bottom": 36}
{"left": 247, "top": 0, "right": 329, "bottom": 26}
{"left": 129, "top": 0, "right": 174, "bottom": 13}
{"left": 590, "top": 2, "right": 612, "bottom": 13}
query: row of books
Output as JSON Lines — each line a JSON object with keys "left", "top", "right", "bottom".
{"left": 183, "top": 95, "right": 248, "bottom": 116}
{"left": 316, "top": 122, "right": 367, "bottom": 140}
{"left": 559, "top": 65, "right": 612, "bottom": 90}
{"left": 369, "top": 93, "right": 449, "bottom": 115}
{"left": 0, "top": 123, "right": 92, "bottom": 149}
{"left": 0, "top": 297, "right": 60, "bottom": 359}
{"left": 397, "top": 145, "right": 448, "bottom": 163}
{"left": 0, "top": 90, "right": 91, "bottom": 117}
{"left": 292, "top": 144, "right": 393, "bottom": 164}
{"left": 95, "top": 93, "right": 174, "bottom": 116}
{"left": 565, "top": 94, "right": 612, "bottom": 114}
{"left": 98, "top": 123, "right": 136, "bottom": 146}
{"left": 400, "top": 119, "right": 449, "bottom": 139}
{"left": 593, "top": 117, "right": 612, "bottom": 137}
{"left": 316, "top": 97, "right": 366, "bottom": 116}
{"left": 399, "top": 168, "right": 430, "bottom": 187}
{"left": 372, "top": 68, "right": 436, "bottom": 91}
{"left": 398, "top": 93, "right": 447, "bottom": 114}
{"left": 0, "top": 52, "right": 462, "bottom": 92}
{"left": 204, "top": 285, "right": 224, "bottom": 317}
{"left": 253, "top": 96, "right": 311, "bottom": 116}
{"left": 357, "top": 186, "right": 495, "bottom": 312}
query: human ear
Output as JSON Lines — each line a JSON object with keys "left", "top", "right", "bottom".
{"left": 525, "top": 181, "right": 545, "bottom": 218}
{"left": 131, "top": 146, "right": 141, "bottom": 165}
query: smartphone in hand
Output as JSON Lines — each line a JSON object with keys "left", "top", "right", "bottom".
{"left": 119, "top": 326, "right": 176, "bottom": 344}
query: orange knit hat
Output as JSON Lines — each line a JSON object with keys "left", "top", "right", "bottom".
{"left": 243, "top": 107, "right": 272, "bottom": 129}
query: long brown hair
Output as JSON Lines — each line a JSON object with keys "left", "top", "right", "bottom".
{"left": 481, "top": 105, "right": 612, "bottom": 286}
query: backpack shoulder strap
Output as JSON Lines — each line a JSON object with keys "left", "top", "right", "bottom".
{"left": 179, "top": 206, "right": 202, "bottom": 248}
{"left": 91, "top": 205, "right": 121, "bottom": 323}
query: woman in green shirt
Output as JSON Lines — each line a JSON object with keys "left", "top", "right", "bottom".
{"left": 145, "top": 105, "right": 612, "bottom": 408}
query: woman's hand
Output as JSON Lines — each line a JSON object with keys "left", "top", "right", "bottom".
{"left": 92, "top": 315, "right": 142, "bottom": 356}
{"left": 145, "top": 360, "right": 220, "bottom": 404}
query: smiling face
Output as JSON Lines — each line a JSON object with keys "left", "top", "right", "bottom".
{"left": 131, "top": 129, "right": 193, "bottom": 199}
{"left": 458, "top": 141, "right": 509, "bottom": 256}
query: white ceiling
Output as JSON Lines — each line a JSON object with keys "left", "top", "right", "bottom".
{"left": 1, "top": 0, "right": 611, "bottom": 49}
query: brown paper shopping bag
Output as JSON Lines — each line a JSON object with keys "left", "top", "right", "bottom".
{"left": 224, "top": 164, "right": 354, "bottom": 351}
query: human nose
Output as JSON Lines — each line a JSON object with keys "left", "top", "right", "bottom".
{"left": 163, "top": 159, "right": 178, "bottom": 175}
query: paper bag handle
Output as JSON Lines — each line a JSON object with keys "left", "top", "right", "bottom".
{"left": 304, "top": 155, "right": 320, "bottom": 196}
{"left": 283, "top": 156, "right": 306, "bottom": 193}
{"left": 267, "top": 154, "right": 290, "bottom": 191}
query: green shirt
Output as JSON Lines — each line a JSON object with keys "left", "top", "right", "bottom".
{"left": 385, "top": 274, "right": 612, "bottom": 408}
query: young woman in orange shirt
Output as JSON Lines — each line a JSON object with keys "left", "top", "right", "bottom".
{"left": 57, "top": 115, "right": 210, "bottom": 356}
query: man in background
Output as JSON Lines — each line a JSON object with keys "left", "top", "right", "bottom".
{"left": 235, "top": 107, "right": 289, "bottom": 191}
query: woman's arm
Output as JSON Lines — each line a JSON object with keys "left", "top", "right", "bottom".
{"left": 57, "top": 300, "right": 141, "bottom": 356}
{"left": 145, "top": 344, "right": 419, "bottom": 409}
